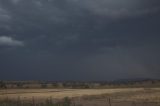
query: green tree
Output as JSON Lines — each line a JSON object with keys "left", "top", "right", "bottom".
{"left": 0, "top": 81, "right": 7, "bottom": 89}
{"left": 16, "top": 83, "right": 23, "bottom": 88}
{"left": 41, "top": 83, "right": 47, "bottom": 88}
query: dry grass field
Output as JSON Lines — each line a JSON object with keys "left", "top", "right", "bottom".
{"left": 0, "top": 88, "right": 149, "bottom": 100}
{"left": 0, "top": 88, "right": 160, "bottom": 106}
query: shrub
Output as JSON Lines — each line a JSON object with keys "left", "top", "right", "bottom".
{"left": 0, "top": 81, "right": 6, "bottom": 89}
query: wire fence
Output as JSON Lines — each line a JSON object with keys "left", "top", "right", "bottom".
{"left": 71, "top": 97, "right": 160, "bottom": 106}
{"left": 0, "top": 97, "right": 160, "bottom": 106}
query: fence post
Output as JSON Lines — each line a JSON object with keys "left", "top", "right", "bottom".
{"left": 108, "top": 97, "right": 111, "bottom": 106}
{"left": 32, "top": 96, "right": 36, "bottom": 106}
{"left": 50, "top": 96, "right": 52, "bottom": 104}
{"left": 17, "top": 96, "right": 21, "bottom": 106}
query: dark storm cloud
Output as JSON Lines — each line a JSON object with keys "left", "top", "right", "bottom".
{"left": 0, "top": 0, "right": 160, "bottom": 80}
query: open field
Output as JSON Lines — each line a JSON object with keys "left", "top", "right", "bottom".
{"left": 0, "top": 88, "right": 160, "bottom": 106}
{"left": 0, "top": 88, "right": 148, "bottom": 100}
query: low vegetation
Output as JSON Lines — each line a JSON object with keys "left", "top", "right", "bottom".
{"left": 0, "top": 97, "right": 71, "bottom": 106}
{"left": 0, "top": 79, "right": 160, "bottom": 89}
{"left": 0, "top": 80, "right": 160, "bottom": 106}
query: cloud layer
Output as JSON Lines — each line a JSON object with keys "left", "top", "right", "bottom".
{"left": 0, "top": 36, "right": 24, "bottom": 46}
{"left": 0, "top": 0, "right": 160, "bottom": 80}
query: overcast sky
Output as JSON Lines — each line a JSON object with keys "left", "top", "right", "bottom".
{"left": 0, "top": 0, "right": 160, "bottom": 81}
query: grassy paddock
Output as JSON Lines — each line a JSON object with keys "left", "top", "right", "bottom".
{"left": 0, "top": 88, "right": 160, "bottom": 106}
{"left": 0, "top": 88, "right": 147, "bottom": 100}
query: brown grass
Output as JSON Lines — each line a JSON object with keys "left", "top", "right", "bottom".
{"left": 0, "top": 88, "right": 160, "bottom": 103}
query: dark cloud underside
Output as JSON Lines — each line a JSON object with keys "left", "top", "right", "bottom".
{"left": 0, "top": 0, "right": 160, "bottom": 80}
